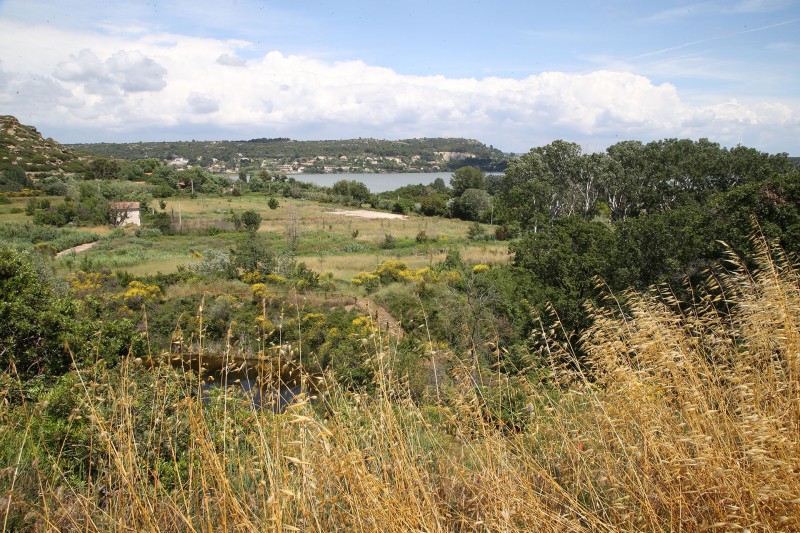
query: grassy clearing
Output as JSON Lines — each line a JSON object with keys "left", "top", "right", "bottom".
{"left": 2, "top": 240, "right": 799, "bottom": 531}
{"left": 55, "top": 196, "right": 505, "bottom": 278}
{"left": 305, "top": 243, "right": 510, "bottom": 284}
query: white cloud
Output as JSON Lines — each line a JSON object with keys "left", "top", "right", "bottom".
{"left": 107, "top": 50, "right": 167, "bottom": 92}
{"left": 54, "top": 48, "right": 167, "bottom": 95}
{"left": 216, "top": 53, "right": 246, "bottom": 67}
{"left": 0, "top": 20, "right": 797, "bottom": 153}
{"left": 187, "top": 92, "right": 219, "bottom": 114}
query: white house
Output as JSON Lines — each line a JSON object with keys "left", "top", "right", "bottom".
{"left": 109, "top": 202, "right": 141, "bottom": 226}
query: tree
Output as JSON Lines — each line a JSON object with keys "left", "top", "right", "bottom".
{"left": 268, "top": 197, "right": 279, "bottom": 209}
{"left": 497, "top": 151, "right": 551, "bottom": 232}
{"left": 0, "top": 166, "right": 31, "bottom": 192}
{"left": 511, "top": 216, "right": 617, "bottom": 333}
{"left": 450, "top": 166, "right": 487, "bottom": 197}
{"left": 249, "top": 171, "right": 272, "bottom": 192}
{"left": 418, "top": 194, "right": 448, "bottom": 216}
{"left": 87, "top": 158, "right": 121, "bottom": 180}
{"left": 0, "top": 248, "right": 76, "bottom": 377}
{"left": 331, "top": 180, "right": 371, "bottom": 203}
{"left": 450, "top": 188, "right": 492, "bottom": 221}
{"left": 431, "top": 177, "right": 448, "bottom": 192}
{"left": 601, "top": 140, "right": 652, "bottom": 221}
{"left": 119, "top": 161, "right": 145, "bottom": 181}
{"left": 241, "top": 210, "right": 262, "bottom": 233}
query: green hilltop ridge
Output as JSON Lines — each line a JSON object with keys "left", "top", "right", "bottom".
{"left": 0, "top": 115, "right": 87, "bottom": 177}
{"left": 68, "top": 136, "right": 510, "bottom": 174}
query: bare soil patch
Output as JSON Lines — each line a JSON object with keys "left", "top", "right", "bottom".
{"left": 56, "top": 241, "right": 98, "bottom": 258}
{"left": 328, "top": 209, "right": 408, "bottom": 220}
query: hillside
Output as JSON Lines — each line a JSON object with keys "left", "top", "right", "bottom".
{"left": 0, "top": 115, "right": 86, "bottom": 176}
{"left": 68, "top": 136, "right": 509, "bottom": 173}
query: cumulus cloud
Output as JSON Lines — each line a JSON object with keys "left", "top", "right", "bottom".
{"left": 54, "top": 48, "right": 166, "bottom": 94}
{"left": 106, "top": 50, "right": 167, "bottom": 92}
{"left": 216, "top": 53, "right": 246, "bottom": 67}
{"left": 187, "top": 92, "right": 219, "bottom": 114}
{"left": 0, "top": 21, "right": 797, "bottom": 152}
{"left": 0, "top": 63, "right": 8, "bottom": 92}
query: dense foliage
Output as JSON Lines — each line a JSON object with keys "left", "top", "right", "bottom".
{"left": 2, "top": 130, "right": 800, "bottom": 530}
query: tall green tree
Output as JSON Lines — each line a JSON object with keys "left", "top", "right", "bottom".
{"left": 510, "top": 216, "right": 617, "bottom": 333}
{"left": 450, "top": 166, "right": 487, "bottom": 197}
{"left": 450, "top": 188, "right": 492, "bottom": 221}
{"left": 87, "top": 158, "right": 121, "bottom": 180}
{"left": 601, "top": 140, "right": 652, "bottom": 221}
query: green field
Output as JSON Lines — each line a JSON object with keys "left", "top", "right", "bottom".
{"left": 36, "top": 196, "right": 509, "bottom": 281}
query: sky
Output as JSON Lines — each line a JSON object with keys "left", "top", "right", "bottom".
{"left": 0, "top": 0, "right": 798, "bottom": 155}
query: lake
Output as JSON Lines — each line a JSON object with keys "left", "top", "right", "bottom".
{"left": 288, "top": 172, "right": 454, "bottom": 193}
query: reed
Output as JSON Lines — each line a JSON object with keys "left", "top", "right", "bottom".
{"left": 2, "top": 238, "right": 799, "bottom": 531}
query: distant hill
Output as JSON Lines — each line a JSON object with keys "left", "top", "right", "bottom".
{"left": 0, "top": 116, "right": 87, "bottom": 176}
{"left": 68, "top": 137, "right": 510, "bottom": 173}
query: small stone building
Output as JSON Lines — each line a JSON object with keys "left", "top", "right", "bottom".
{"left": 109, "top": 201, "right": 141, "bottom": 226}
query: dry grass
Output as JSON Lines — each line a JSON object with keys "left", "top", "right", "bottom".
{"left": 2, "top": 239, "right": 799, "bottom": 531}
{"left": 303, "top": 243, "right": 510, "bottom": 284}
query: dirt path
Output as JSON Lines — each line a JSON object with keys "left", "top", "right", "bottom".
{"left": 291, "top": 292, "right": 405, "bottom": 340}
{"left": 55, "top": 241, "right": 98, "bottom": 258}
{"left": 350, "top": 297, "right": 405, "bottom": 339}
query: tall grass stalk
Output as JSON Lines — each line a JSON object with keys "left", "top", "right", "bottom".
{"left": 1, "top": 238, "right": 799, "bottom": 531}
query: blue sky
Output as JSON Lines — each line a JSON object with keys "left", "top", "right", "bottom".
{"left": 0, "top": 0, "right": 798, "bottom": 154}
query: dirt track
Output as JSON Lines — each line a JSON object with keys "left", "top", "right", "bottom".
{"left": 55, "top": 241, "right": 98, "bottom": 258}
{"left": 328, "top": 209, "right": 408, "bottom": 220}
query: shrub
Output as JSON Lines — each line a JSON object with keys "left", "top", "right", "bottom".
{"left": 134, "top": 227, "right": 162, "bottom": 238}
{"left": 241, "top": 210, "right": 262, "bottom": 232}
{"left": 467, "top": 221, "right": 485, "bottom": 240}
{"left": 380, "top": 233, "right": 396, "bottom": 249}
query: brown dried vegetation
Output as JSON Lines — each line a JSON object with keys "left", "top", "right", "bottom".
{"left": 2, "top": 238, "right": 799, "bottom": 531}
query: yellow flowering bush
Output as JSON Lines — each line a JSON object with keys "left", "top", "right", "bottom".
{"left": 351, "top": 315, "right": 376, "bottom": 336}
{"left": 440, "top": 270, "right": 462, "bottom": 284}
{"left": 69, "top": 270, "right": 115, "bottom": 298}
{"left": 265, "top": 273, "right": 287, "bottom": 285}
{"left": 302, "top": 312, "right": 325, "bottom": 327}
{"left": 351, "top": 272, "right": 380, "bottom": 293}
{"left": 120, "top": 280, "right": 161, "bottom": 307}
{"left": 242, "top": 271, "right": 262, "bottom": 283}
{"left": 251, "top": 283, "right": 270, "bottom": 300}
{"left": 375, "top": 259, "right": 410, "bottom": 283}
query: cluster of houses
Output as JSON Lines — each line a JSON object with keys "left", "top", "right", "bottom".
{"left": 165, "top": 150, "right": 480, "bottom": 176}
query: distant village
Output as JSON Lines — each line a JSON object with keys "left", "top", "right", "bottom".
{"left": 167, "top": 151, "right": 481, "bottom": 175}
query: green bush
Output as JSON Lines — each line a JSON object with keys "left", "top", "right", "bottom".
{"left": 380, "top": 233, "right": 396, "bottom": 249}
{"left": 241, "top": 210, "right": 262, "bottom": 232}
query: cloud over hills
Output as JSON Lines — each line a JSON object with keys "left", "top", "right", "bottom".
{"left": 0, "top": 16, "right": 797, "bottom": 153}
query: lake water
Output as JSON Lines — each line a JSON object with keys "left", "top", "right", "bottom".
{"left": 288, "top": 172, "right": 454, "bottom": 193}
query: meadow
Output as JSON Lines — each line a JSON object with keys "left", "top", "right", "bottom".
{"left": 0, "top": 195, "right": 509, "bottom": 282}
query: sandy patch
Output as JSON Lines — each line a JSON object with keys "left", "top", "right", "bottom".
{"left": 56, "top": 241, "right": 98, "bottom": 258}
{"left": 328, "top": 209, "right": 408, "bottom": 220}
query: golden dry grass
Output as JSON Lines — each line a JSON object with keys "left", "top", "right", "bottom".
{"left": 3, "top": 239, "right": 799, "bottom": 531}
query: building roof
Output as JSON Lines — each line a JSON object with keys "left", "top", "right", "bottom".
{"left": 109, "top": 202, "right": 141, "bottom": 209}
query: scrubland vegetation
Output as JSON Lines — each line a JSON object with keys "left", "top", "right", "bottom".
{"left": 2, "top": 124, "right": 800, "bottom": 530}
{"left": 1, "top": 238, "right": 799, "bottom": 531}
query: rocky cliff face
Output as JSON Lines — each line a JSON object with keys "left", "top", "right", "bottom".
{"left": 0, "top": 116, "right": 85, "bottom": 175}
